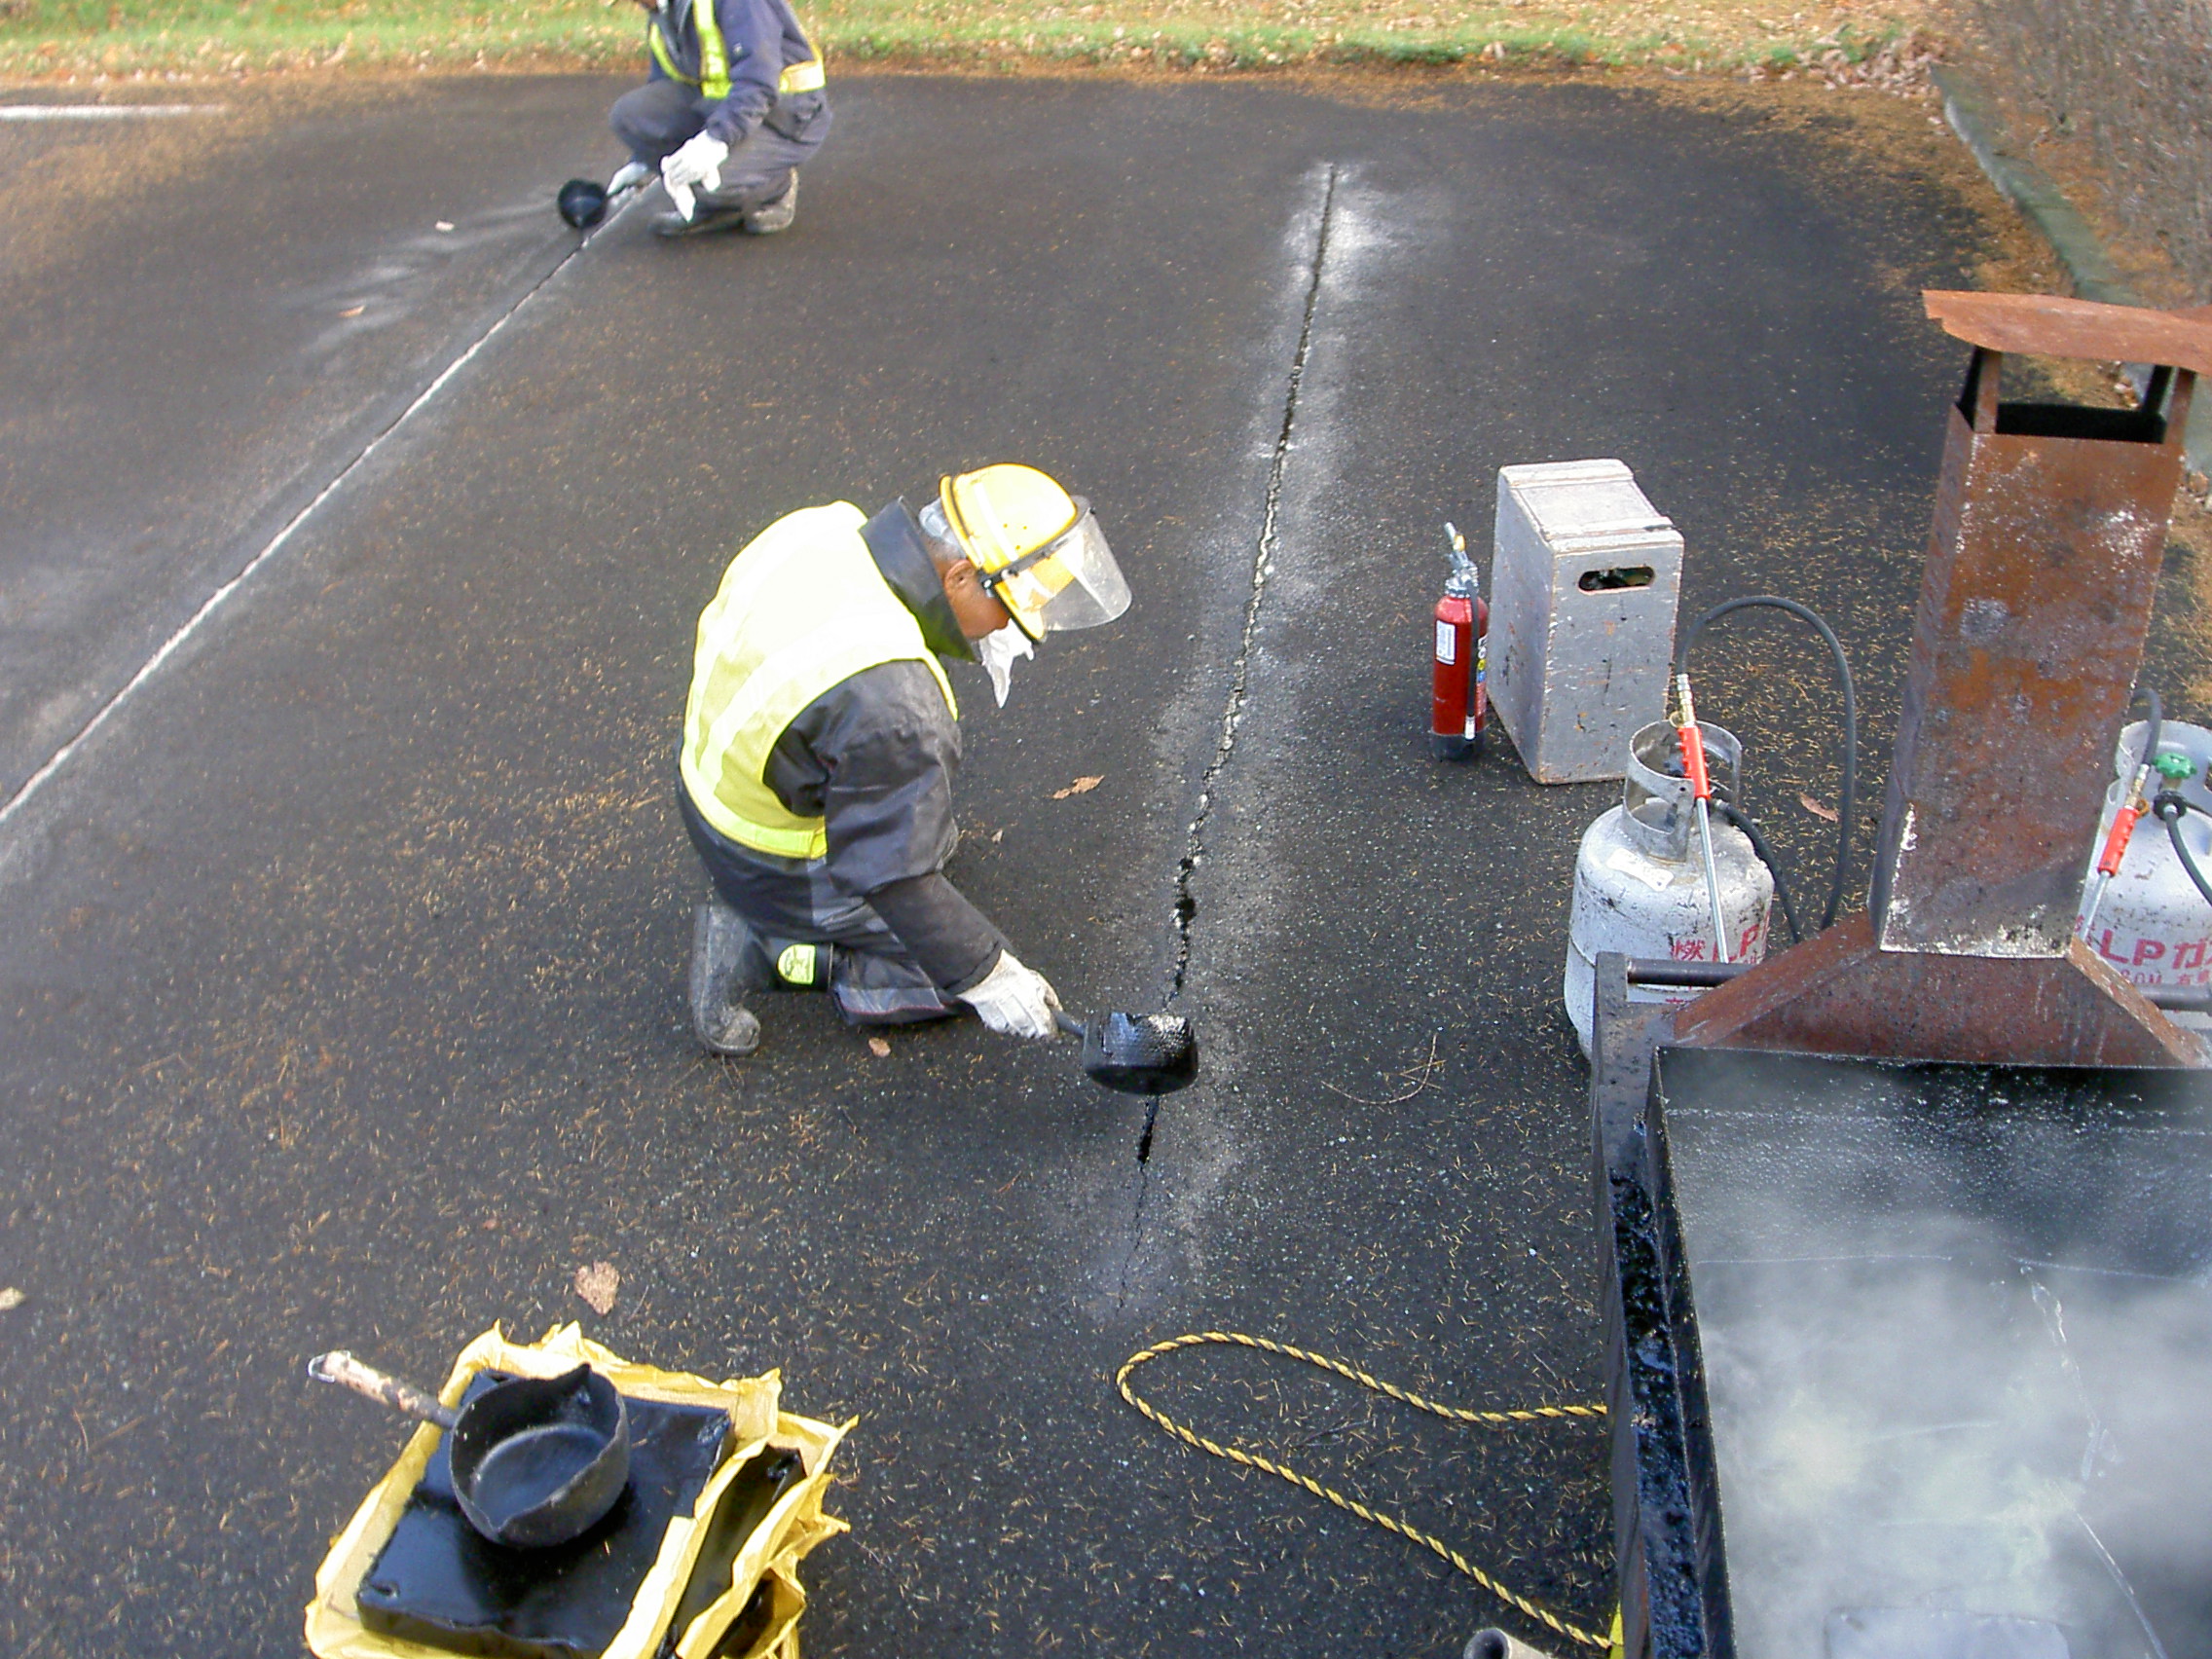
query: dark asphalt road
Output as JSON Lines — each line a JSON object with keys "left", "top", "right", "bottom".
{"left": 0, "top": 72, "right": 2011, "bottom": 1656}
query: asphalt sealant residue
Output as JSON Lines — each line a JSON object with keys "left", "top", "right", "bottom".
{"left": 1138, "top": 162, "right": 1340, "bottom": 1166}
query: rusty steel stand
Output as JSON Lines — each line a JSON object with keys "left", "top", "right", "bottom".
{"left": 1674, "top": 292, "right": 2212, "bottom": 1067}
{"left": 1593, "top": 294, "right": 2212, "bottom": 1659}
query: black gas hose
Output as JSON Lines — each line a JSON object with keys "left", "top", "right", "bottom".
{"left": 2134, "top": 685, "right": 2165, "bottom": 784}
{"left": 2154, "top": 791, "right": 2212, "bottom": 909}
{"left": 1715, "top": 799, "right": 1804, "bottom": 945}
{"left": 1674, "top": 596, "right": 1858, "bottom": 932}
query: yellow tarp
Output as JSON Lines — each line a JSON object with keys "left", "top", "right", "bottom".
{"left": 306, "top": 1323, "right": 850, "bottom": 1659}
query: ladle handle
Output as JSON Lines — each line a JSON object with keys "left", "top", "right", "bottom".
{"left": 1055, "top": 1011, "right": 1085, "bottom": 1039}
{"left": 308, "top": 1349, "right": 460, "bottom": 1430}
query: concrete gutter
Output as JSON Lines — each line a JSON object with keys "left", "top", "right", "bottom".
{"left": 1933, "top": 64, "right": 2211, "bottom": 479}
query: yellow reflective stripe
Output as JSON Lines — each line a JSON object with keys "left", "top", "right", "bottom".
{"left": 689, "top": 642, "right": 953, "bottom": 860}
{"left": 680, "top": 502, "right": 957, "bottom": 864}
{"left": 692, "top": 0, "right": 731, "bottom": 101}
{"left": 697, "top": 614, "right": 920, "bottom": 805}
{"left": 685, "top": 536, "right": 837, "bottom": 786}
{"left": 647, "top": 5, "right": 823, "bottom": 100}
{"left": 646, "top": 14, "right": 692, "bottom": 84}
{"left": 718, "top": 815, "right": 827, "bottom": 860}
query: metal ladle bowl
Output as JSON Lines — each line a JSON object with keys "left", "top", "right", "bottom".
{"left": 310, "top": 1351, "right": 631, "bottom": 1548}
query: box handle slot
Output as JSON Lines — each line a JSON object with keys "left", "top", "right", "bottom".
{"left": 1578, "top": 566, "right": 1655, "bottom": 592}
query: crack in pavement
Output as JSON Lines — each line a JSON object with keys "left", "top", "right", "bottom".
{"left": 1116, "top": 164, "right": 1341, "bottom": 1307}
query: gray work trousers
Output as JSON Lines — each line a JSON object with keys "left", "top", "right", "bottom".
{"left": 608, "top": 79, "right": 830, "bottom": 212}
{"left": 679, "top": 785, "right": 961, "bottom": 1026}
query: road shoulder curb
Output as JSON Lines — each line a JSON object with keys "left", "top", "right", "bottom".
{"left": 1932, "top": 63, "right": 2210, "bottom": 478}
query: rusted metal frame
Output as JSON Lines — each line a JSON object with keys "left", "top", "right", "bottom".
{"left": 1876, "top": 346, "right": 2184, "bottom": 956}
{"left": 1666, "top": 914, "right": 2202, "bottom": 1065}
{"left": 1674, "top": 308, "right": 2203, "bottom": 1065}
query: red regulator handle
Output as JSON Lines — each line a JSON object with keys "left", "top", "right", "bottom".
{"left": 1677, "top": 722, "right": 1712, "bottom": 801}
{"left": 2096, "top": 802, "right": 2142, "bottom": 879}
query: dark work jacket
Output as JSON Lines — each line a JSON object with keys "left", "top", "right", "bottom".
{"left": 648, "top": 0, "right": 824, "bottom": 146}
{"left": 759, "top": 502, "right": 1004, "bottom": 993}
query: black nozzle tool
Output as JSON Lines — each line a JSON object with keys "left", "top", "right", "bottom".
{"left": 1056, "top": 1010, "right": 1198, "bottom": 1095}
{"left": 558, "top": 178, "right": 609, "bottom": 230}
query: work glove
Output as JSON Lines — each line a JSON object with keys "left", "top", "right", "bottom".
{"left": 959, "top": 949, "right": 1062, "bottom": 1041}
{"left": 660, "top": 131, "right": 729, "bottom": 220}
{"left": 608, "top": 159, "right": 651, "bottom": 195}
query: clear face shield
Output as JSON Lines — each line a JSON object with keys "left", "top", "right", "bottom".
{"left": 979, "top": 504, "right": 1131, "bottom": 643}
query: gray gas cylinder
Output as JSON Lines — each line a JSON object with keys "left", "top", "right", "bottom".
{"left": 1565, "top": 719, "right": 1774, "bottom": 1055}
{"left": 2077, "top": 719, "right": 2212, "bottom": 1015}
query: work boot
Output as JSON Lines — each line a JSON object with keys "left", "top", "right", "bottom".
{"left": 742, "top": 171, "right": 797, "bottom": 236}
{"left": 689, "top": 901, "right": 763, "bottom": 1056}
{"left": 652, "top": 202, "right": 752, "bottom": 240}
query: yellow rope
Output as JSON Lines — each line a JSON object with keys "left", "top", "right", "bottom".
{"left": 1116, "top": 1330, "right": 1609, "bottom": 1652}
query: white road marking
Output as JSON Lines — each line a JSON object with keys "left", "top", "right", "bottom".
{"left": 0, "top": 104, "right": 228, "bottom": 121}
{"left": 0, "top": 185, "right": 643, "bottom": 840}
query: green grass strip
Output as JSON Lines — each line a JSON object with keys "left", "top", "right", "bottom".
{"left": 0, "top": 0, "right": 1920, "bottom": 82}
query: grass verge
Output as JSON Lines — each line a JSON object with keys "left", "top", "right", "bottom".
{"left": 0, "top": 0, "right": 1939, "bottom": 88}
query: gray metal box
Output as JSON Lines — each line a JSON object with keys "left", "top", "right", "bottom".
{"left": 1489, "top": 459, "right": 1682, "bottom": 784}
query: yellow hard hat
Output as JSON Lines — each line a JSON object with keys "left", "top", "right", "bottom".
{"left": 940, "top": 463, "right": 1131, "bottom": 642}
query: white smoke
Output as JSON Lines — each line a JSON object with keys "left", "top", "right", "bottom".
{"left": 1656, "top": 1060, "right": 2212, "bottom": 1659}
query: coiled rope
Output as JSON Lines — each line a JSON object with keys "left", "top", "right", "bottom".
{"left": 1116, "top": 1330, "right": 1609, "bottom": 1650}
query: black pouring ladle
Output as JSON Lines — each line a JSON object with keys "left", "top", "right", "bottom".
{"left": 1056, "top": 1010, "right": 1198, "bottom": 1095}
{"left": 555, "top": 170, "right": 652, "bottom": 231}
{"left": 310, "top": 1351, "right": 632, "bottom": 1548}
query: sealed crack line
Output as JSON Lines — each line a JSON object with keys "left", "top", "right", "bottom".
{"left": 1127, "top": 162, "right": 1340, "bottom": 1196}
{"left": 0, "top": 194, "right": 642, "bottom": 845}
{"left": 1163, "top": 162, "right": 1340, "bottom": 1013}
{"left": 1115, "top": 165, "right": 1340, "bottom": 1311}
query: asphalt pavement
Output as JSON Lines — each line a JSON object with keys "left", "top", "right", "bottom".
{"left": 0, "top": 71, "right": 2012, "bottom": 1655}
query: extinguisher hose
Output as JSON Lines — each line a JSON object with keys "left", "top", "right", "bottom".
{"left": 1715, "top": 800, "right": 1804, "bottom": 944}
{"left": 1675, "top": 597, "right": 1858, "bottom": 932}
{"left": 2156, "top": 793, "right": 2212, "bottom": 910}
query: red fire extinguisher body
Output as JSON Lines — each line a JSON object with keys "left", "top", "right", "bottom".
{"left": 1430, "top": 592, "right": 1487, "bottom": 761}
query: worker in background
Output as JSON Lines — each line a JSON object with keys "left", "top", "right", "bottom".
{"left": 681, "top": 465, "right": 1132, "bottom": 1056}
{"left": 605, "top": 0, "right": 829, "bottom": 240}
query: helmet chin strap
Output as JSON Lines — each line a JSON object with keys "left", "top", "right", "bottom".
{"left": 976, "top": 623, "right": 1034, "bottom": 708}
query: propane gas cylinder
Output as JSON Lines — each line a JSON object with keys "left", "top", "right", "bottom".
{"left": 2078, "top": 719, "right": 2212, "bottom": 1021}
{"left": 1431, "top": 523, "right": 1487, "bottom": 761}
{"left": 1564, "top": 719, "right": 1773, "bottom": 1055}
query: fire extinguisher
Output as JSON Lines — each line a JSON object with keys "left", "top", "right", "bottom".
{"left": 1431, "top": 521, "right": 1487, "bottom": 761}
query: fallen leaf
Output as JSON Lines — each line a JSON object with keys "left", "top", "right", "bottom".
{"left": 1798, "top": 793, "right": 1839, "bottom": 823}
{"left": 0, "top": 1287, "right": 22, "bottom": 1311}
{"left": 339, "top": 304, "right": 364, "bottom": 318}
{"left": 1051, "top": 776, "right": 1104, "bottom": 799}
{"left": 572, "top": 1261, "right": 619, "bottom": 1315}
{"left": 867, "top": 1036, "right": 892, "bottom": 1057}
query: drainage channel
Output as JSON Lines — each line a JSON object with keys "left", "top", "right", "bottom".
{"left": 0, "top": 194, "right": 642, "bottom": 845}
{"left": 1131, "top": 162, "right": 1341, "bottom": 1192}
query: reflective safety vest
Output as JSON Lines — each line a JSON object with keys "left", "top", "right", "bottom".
{"left": 648, "top": 0, "right": 826, "bottom": 102}
{"left": 682, "top": 503, "right": 958, "bottom": 861}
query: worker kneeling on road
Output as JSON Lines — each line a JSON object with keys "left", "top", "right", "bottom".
{"left": 608, "top": 0, "right": 828, "bottom": 240}
{"left": 680, "top": 465, "right": 1132, "bottom": 1056}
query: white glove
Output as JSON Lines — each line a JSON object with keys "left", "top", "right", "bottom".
{"left": 608, "top": 160, "right": 651, "bottom": 195}
{"left": 661, "top": 131, "right": 729, "bottom": 220}
{"left": 960, "top": 949, "right": 1062, "bottom": 1040}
